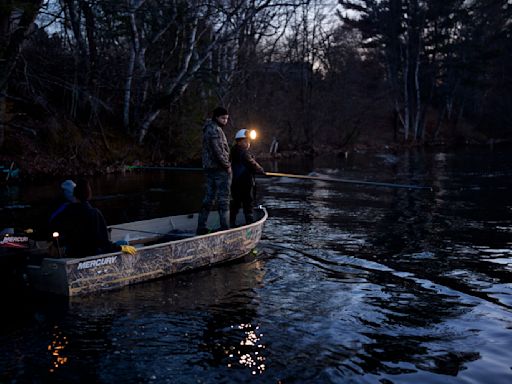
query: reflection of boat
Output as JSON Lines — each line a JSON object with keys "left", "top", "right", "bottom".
{"left": 26, "top": 207, "right": 267, "bottom": 296}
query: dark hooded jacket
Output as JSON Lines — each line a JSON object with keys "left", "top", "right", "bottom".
{"left": 50, "top": 201, "right": 120, "bottom": 258}
{"left": 230, "top": 145, "right": 264, "bottom": 188}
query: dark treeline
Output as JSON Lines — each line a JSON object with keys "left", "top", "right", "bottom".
{"left": 1, "top": 0, "right": 511, "bottom": 173}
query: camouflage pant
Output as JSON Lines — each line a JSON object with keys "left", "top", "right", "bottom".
{"left": 197, "top": 169, "right": 231, "bottom": 231}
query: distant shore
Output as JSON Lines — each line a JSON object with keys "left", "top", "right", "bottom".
{"left": 2, "top": 134, "right": 510, "bottom": 181}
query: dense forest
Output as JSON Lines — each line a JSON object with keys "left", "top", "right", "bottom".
{"left": 1, "top": 0, "right": 511, "bottom": 176}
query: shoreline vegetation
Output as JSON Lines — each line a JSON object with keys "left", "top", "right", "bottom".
{"left": 2, "top": 2, "right": 510, "bottom": 181}
{"left": 2, "top": 127, "right": 509, "bottom": 181}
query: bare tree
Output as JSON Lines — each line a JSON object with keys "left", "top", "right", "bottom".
{"left": 0, "top": 0, "right": 43, "bottom": 147}
{"left": 132, "top": 0, "right": 308, "bottom": 143}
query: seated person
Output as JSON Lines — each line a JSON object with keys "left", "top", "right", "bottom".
{"left": 50, "top": 179, "right": 135, "bottom": 258}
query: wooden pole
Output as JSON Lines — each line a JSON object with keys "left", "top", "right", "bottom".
{"left": 125, "top": 166, "right": 432, "bottom": 191}
{"left": 264, "top": 172, "right": 432, "bottom": 191}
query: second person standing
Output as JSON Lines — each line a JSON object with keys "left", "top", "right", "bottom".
{"left": 196, "top": 107, "right": 232, "bottom": 235}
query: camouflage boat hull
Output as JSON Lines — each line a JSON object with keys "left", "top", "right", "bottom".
{"left": 26, "top": 207, "right": 267, "bottom": 296}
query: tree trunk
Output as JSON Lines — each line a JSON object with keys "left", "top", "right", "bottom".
{"left": 433, "top": 105, "right": 446, "bottom": 140}
{"left": 136, "top": 16, "right": 199, "bottom": 142}
{"left": 123, "top": 10, "right": 141, "bottom": 132}
{"left": 137, "top": 110, "right": 161, "bottom": 144}
{"left": 0, "top": 1, "right": 42, "bottom": 148}
{"left": 0, "top": 91, "right": 6, "bottom": 147}
{"left": 123, "top": 46, "right": 136, "bottom": 132}
{"left": 80, "top": 0, "right": 96, "bottom": 86}
{"left": 403, "top": 43, "right": 410, "bottom": 141}
{"left": 413, "top": 44, "right": 422, "bottom": 141}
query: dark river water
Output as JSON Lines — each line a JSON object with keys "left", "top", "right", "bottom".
{"left": 1, "top": 148, "right": 512, "bottom": 383}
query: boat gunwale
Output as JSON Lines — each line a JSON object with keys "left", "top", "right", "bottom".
{"left": 40, "top": 206, "right": 268, "bottom": 266}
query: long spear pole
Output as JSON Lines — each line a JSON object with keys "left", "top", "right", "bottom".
{"left": 264, "top": 172, "right": 432, "bottom": 191}
{"left": 126, "top": 166, "right": 432, "bottom": 191}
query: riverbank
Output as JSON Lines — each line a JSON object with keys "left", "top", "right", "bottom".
{"left": 2, "top": 126, "right": 508, "bottom": 181}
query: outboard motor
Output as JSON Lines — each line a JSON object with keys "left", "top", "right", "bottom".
{"left": 0, "top": 228, "right": 31, "bottom": 249}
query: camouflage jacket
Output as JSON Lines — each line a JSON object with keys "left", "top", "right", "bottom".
{"left": 202, "top": 119, "right": 230, "bottom": 170}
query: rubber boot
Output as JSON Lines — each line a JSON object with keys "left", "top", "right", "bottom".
{"left": 244, "top": 212, "right": 254, "bottom": 225}
{"left": 219, "top": 209, "right": 230, "bottom": 230}
{"left": 230, "top": 210, "right": 237, "bottom": 228}
{"left": 196, "top": 207, "right": 210, "bottom": 235}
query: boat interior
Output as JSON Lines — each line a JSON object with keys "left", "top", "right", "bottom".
{"left": 109, "top": 208, "right": 264, "bottom": 246}
{"left": 1, "top": 209, "right": 264, "bottom": 266}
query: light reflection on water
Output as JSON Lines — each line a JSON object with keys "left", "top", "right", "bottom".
{"left": 48, "top": 326, "right": 69, "bottom": 373}
{"left": 1, "top": 149, "right": 512, "bottom": 383}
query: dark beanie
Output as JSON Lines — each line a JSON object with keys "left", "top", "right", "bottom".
{"left": 212, "top": 107, "right": 228, "bottom": 117}
{"left": 74, "top": 179, "right": 92, "bottom": 202}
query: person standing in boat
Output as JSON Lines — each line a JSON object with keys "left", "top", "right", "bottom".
{"left": 196, "top": 107, "right": 232, "bottom": 235}
{"left": 230, "top": 129, "right": 265, "bottom": 227}
{"left": 50, "top": 179, "right": 136, "bottom": 258}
